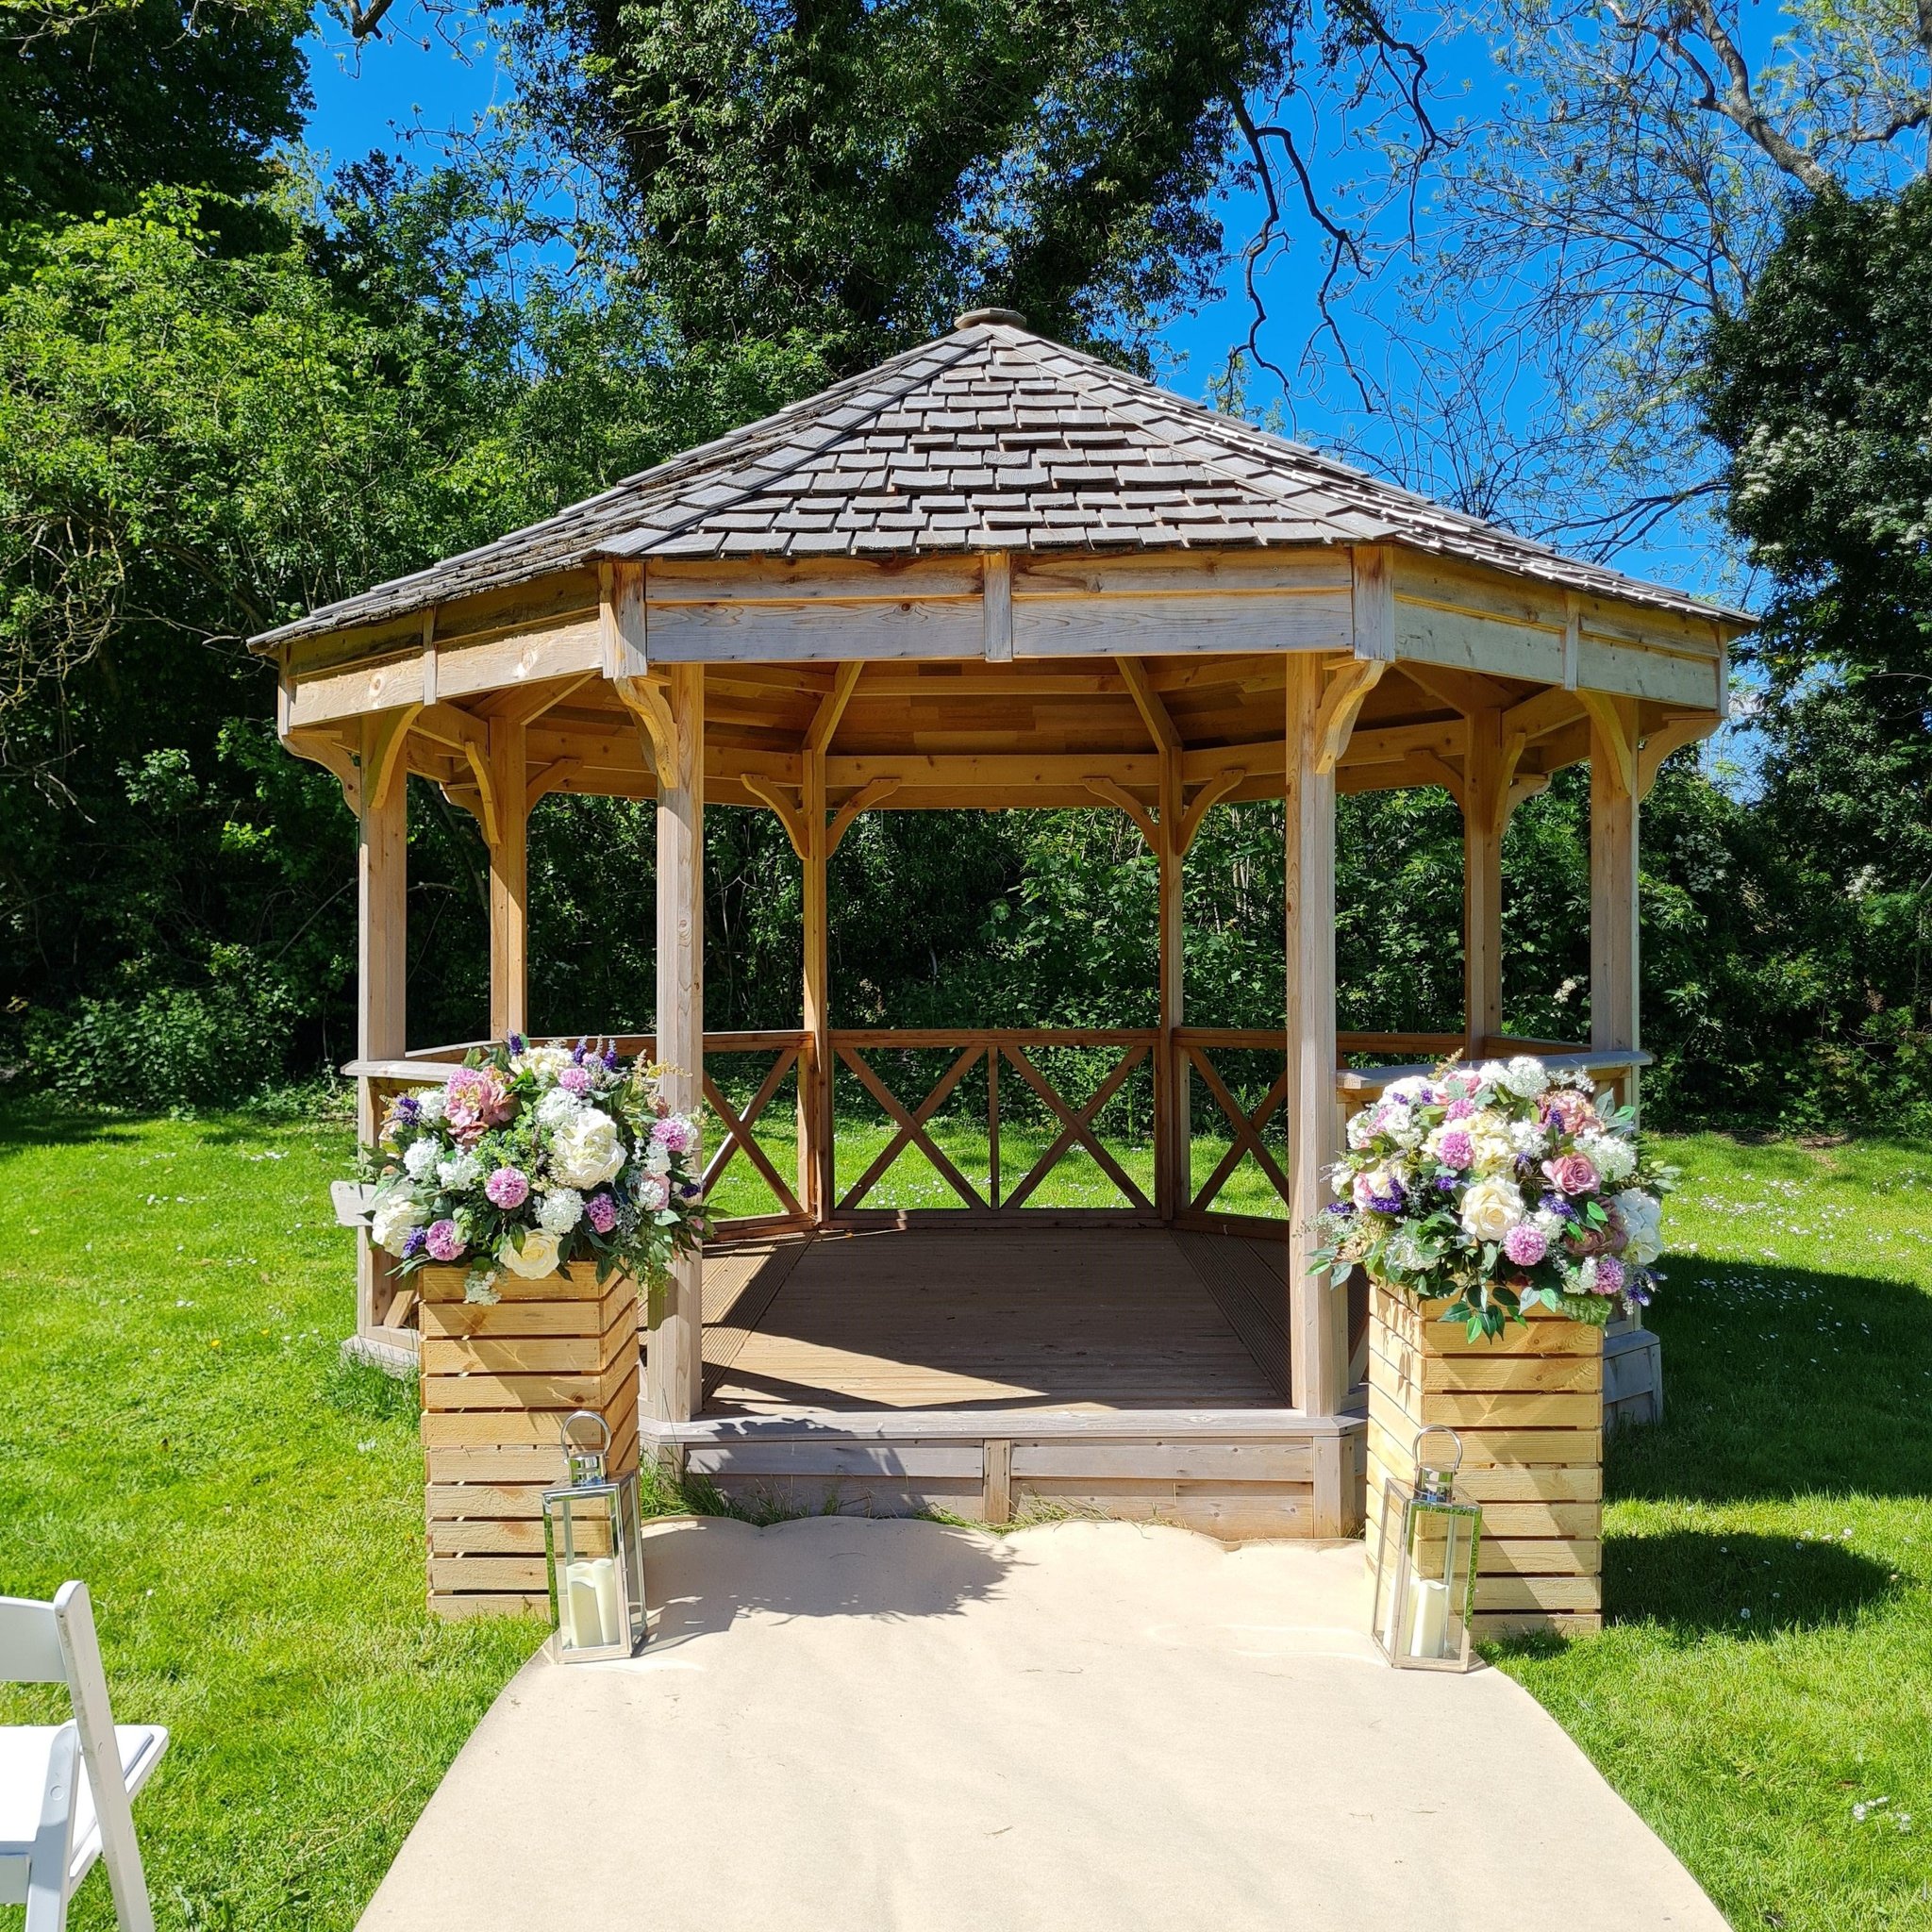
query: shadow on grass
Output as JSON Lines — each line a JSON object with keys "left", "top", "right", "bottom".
{"left": 1610, "top": 1257, "right": 1932, "bottom": 1507}
{"left": 0, "top": 1094, "right": 150, "bottom": 1160}
{"left": 1606, "top": 1527, "right": 1900, "bottom": 1638}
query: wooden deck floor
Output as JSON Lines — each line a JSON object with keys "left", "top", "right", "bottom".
{"left": 694, "top": 1225, "right": 1292, "bottom": 1417}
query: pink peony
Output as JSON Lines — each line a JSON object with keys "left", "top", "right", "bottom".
{"left": 445, "top": 1067, "right": 513, "bottom": 1143}
{"left": 637, "top": 1174, "right": 670, "bottom": 1211}
{"left": 485, "top": 1166, "right": 529, "bottom": 1209}
{"left": 584, "top": 1191, "right": 618, "bottom": 1234}
{"left": 1592, "top": 1254, "right": 1625, "bottom": 1297}
{"left": 651, "top": 1114, "right": 697, "bottom": 1157}
{"left": 1503, "top": 1224, "right": 1548, "bottom": 1267}
{"left": 425, "top": 1218, "right": 466, "bottom": 1262}
{"left": 1437, "top": 1128, "right": 1474, "bottom": 1171}
{"left": 558, "top": 1064, "right": 592, "bottom": 1095}
{"left": 1541, "top": 1152, "right": 1599, "bottom": 1197}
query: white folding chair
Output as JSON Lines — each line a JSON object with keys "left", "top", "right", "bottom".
{"left": 0, "top": 1582, "right": 167, "bottom": 1932}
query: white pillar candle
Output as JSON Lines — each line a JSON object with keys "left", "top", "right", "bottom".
{"left": 564, "top": 1558, "right": 613, "bottom": 1649}
{"left": 1407, "top": 1575, "right": 1451, "bottom": 1659}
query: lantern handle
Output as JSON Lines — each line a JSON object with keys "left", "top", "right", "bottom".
{"left": 559, "top": 1409, "right": 612, "bottom": 1455}
{"left": 1411, "top": 1425, "right": 1463, "bottom": 1502}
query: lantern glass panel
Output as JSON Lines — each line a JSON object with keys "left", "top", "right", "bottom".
{"left": 1371, "top": 1428, "right": 1482, "bottom": 1672}
{"left": 542, "top": 1473, "right": 646, "bottom": 1661}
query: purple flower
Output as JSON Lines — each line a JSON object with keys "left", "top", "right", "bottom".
{"left": 1541, "top": 1193, "right": 1577, "bottom": 1221}
{"left": 1324, "top": 1200, "right": 1354, "bottom": 1217}
{"left": 1435, "top": 1174, "right": 1458, "bottom": 1192}
{"left": 508, "top": 1032, "right": 526, "bottom": 1056}
{"left": 485, "top": 1166, "right": 530, "bottom": 1210}
{"left": 603, "top": 1046, "right": 619, "bottom": 1071}
{"left": 1437, "top": 1128, "right": 1474, "bottom": 1171}
{"left": 391, "top": 1094, "right": 421, "bottom": 1124}
{"left": 584, "top": 1191, "right": 618, "bottom": 1234}
{"left": 425, "top": 1218, "right": 465, "bottom": 1262}
{"left": 1593, "top": 1254, "right": 1626, "bottom": 1297}
{"left": 572, "top": 1039, "right": 588, "bottom": 1065}
{"left": 401, "top": 1225, "right": 428, "bottom": 1259}
{"left": 1503, "top": 1224, "right": 1548, "bottom": 1267}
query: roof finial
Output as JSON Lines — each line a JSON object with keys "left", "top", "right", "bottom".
{"left": 955, "top": 307, "right": 1027, "bottom": 331}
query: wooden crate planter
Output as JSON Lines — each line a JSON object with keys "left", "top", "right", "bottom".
{"left": 1365, "top": 1284, "right": 1603, "bottom": 1641}
{"left": 418, "top": 1262, "right": 640, "bottom": 1620}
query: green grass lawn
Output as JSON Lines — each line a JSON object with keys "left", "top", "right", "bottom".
{"left": 2, "top": 1101, "right": 1927, "bottom": 1929}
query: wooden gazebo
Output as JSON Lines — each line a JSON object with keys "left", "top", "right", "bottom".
{"left": 257, "top": 309, "right": 1746, "bottom": 1540}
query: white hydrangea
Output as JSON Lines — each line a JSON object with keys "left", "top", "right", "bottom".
{"left": 537, "top": 1187, "right": 584, "bottom": 1235}
{"left": 370, "top": 1187, "right": 426, "bottom": 1257}
{"left": 516, "top": 1044, "right": 575, "bottom": 1080}
{"left": 1504, "top": 1055, "right": 1550, "bottom": 1099}
{"left": 403, "top": 1138, "right": 440, "bottom": 1181}
{"left": 536, "top": 1086, "right": 584, "bottom": 1127}
{"left": 641, "top": 1138, "right": 672, "bottom": 1177}
{"left": 1507, "top": 1116, "right": 1549, "bottom": 1158}
{"left": 438, "top": 1150, "right": 482, "bottom": 1191}
{"left": 1614, "top": 1188, "right": 1663, "bottom": 1266}
{"left": 1346, "top": 1108, "right": 1380, "bottom": 1151}
{"left": 1385, "top": 1075, "right": 1433, "bottom": 1105}
{"left": 1531, "top": 1206, "right": 1566, "bottom": 1241}
{"left": 1377, "top": 1101, "right": 1424, "bottom": 1150}
{"left": 1578, "top": 1130, "right": 1637, "bottom": 1186}
{"left": 414, "top": 1087, "right": 447, "bottom": 1124}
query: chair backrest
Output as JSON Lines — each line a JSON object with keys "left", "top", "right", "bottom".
{"left": 0, "top": 1584, "right": 154, "bottom": 1932}
{"left": 0, "top": 1595, "right": 67, "bottom": 1685}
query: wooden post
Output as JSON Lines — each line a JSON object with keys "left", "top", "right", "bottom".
{"left": 357, "top": 712, "right": 408, "bottom": 1341}
{"left": 420, "top": 1261, "right": 640, "bottom": 1618}
{"left": 648, "top": 664, "right": 705, "bottom": 1427}
{"left": 799, "top": 748, "right": 831, "bottom": 1221}
{"left": 1157, "top": 749, "right": 1185, "bottom": 1219}
{"left": 1462, "top": 707, "right": 1506, "bottom": 1051}
{"left": 1589, "top": 696, "right": 1640, "bottom": 1097}
{"left": 488, "top": 715, "right": 528, "bottom": 1042}
{"left": 1285, "top": 657, "right": 1345, "bottom": 1424}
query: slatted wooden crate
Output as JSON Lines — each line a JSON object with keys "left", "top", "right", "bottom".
{"left": 418, "top": 1261, "right": 640, "bottom": 1620}
{"left": 1365, "top": 1284, "right": 1603, "bottom": 1641}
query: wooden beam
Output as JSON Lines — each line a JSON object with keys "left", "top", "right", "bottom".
{"left": 1115, "top": 656, "right": 1183, "bottom": 754}
{"left": 803, "top": 661, "right": 863, "bottom": 757}
{"left": 525, "top": 757, "right": 580, "bottom": 811}
{"left": 1400, "top": 660, "right": 1513, "bottom": 718}
{"left": 487, "top": 716, "right": 528, "bottom": 1041}
{"left": 982, "top": 552, "right": 1013, "bottom": 662}
{"left": 600, "top": 558, "right": 648, "bottom": 681}
{"left": 1285, "top": 655, "right": 1345, "bottom": 1421}
{"left": 799, "top": 749, "right": 831, "bottom": 1221}
{"left": 411, "top": 701, "right": 490, "bottom": 758}
{"left": 1350, "top": 544, "right": 1396, "bottom": 660}
{"left": 1462, "top": 710, "right": 1507, "bottom": 1047}
{"left": 488, "top": 670, "right": 598, "bottom": 727}
{"left": 1562, "top": 590, "right": 1582, "bottom": 691}
{"left": 1157, "top": 727, "right": 1185, "bottom": 1221}
{"left": 647, "top": 664, "right": 705, "bottom": 1431}
{"left": 1579, "top": 690, "right": 1637, "bottom": 799}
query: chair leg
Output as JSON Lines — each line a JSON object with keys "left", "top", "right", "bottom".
{"left": 25, "top": 1724, "right": 77, "bottom": 1932}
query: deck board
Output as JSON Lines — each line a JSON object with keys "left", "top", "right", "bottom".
{"left": 703, "top": 1226, "right": 1284, "bottom": 1416}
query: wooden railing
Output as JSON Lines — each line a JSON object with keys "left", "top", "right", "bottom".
{"left": 828, "top": 1028, "right": 1158, "bottom": 1219}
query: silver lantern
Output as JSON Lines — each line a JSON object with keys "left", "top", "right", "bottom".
{"left": 541, "top": 1411, "right": 646, "bottom": 1662}
{"left": 1371, "top": 1426, "right": 1482, "bottom": 1672}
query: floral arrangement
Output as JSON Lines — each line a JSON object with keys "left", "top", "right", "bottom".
{"left": 1311, "top": 1054, "right": 1671, "bottom": 1338}
{"left": 359, "top": 1037, "right": 708, "bottom": 1299}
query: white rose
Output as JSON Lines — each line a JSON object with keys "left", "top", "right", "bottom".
{"left": 370, "top": 1187, "right": 427, "bottom": 1257}
{"left": 516, "top": 1044, "right": 575, "bottom": 1080}
{"left": 438, "top": 1150, "right": 482, "bottom": 1191}
{"left": 403, "top": 1138, "right": 440, "bottom": 1181}
{"left": 550, "top": 1108, "right": 625, "bottom": 1190}
{"left": 538, "top": 1187, "right": 584, "bottom": 1235}
{"left": 1505, "top": 1055, "right": 1550, "bottom": 1098}
{"left": 498, "top": 1227, "right": 561, "bottom": 1278}
{"left": 1460, "top": 1176, "right": 1525, "bottom": 1243}
{"left": 1615, "top": 1189, "right": 1663, "bottom": 1267}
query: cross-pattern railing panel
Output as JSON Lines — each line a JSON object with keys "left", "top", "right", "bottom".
{"left": 1174, "top": 1028, "right": 1293, "bottom": 1221}
{"left": 829, "top": 1028, "right": 1158, "bottom": 1217}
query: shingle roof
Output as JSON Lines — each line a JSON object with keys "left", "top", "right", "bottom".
{"left": 253, "top": 317, "right": 1745, "bottom": 648}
